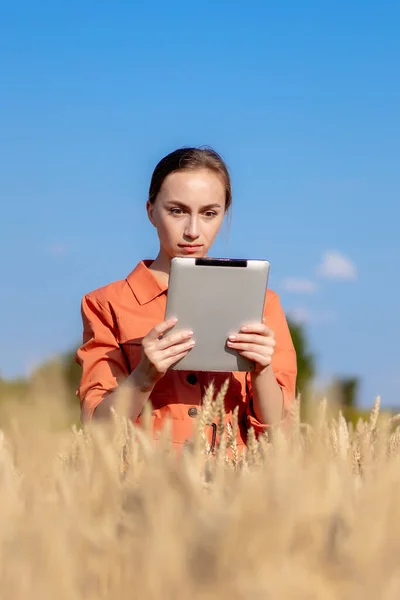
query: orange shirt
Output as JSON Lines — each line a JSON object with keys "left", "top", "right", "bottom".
{"left": 75, "top": 260, "right": 297, "bottom": 451}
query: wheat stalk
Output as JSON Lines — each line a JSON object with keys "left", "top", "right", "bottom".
{"left": 0, "top": 378, "right": 399, "bottom": 599}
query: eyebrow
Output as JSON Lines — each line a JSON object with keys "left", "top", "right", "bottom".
{"left": 165, "top": 201, "right": 222, "bottom": 210}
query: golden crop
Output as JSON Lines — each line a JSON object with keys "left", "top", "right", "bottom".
{"left": 0, "top": 379, "right": 399, "bottom": 600}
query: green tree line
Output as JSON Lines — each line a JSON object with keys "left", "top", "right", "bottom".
{"left": 0, "top": 318, "right": 367, "bottom": 426}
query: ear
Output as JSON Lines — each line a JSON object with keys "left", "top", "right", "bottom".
{"left": 146, "top": 200, "right": 156, "bottom": 227}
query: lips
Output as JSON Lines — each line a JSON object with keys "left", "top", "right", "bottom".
{"left": 178, "top": 245, "right": 204, "bottom": 254}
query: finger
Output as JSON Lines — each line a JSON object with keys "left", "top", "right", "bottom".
{"left": 228, "top": 333, "right": 276, "bottom": 347}
{"left": 162, "top": 349, "right": 193, "bottom": 370}
{"left": 151, "top": 339, "right": 195, "bottom": 361}
{"left": 145, "top": 318, "right": 178, "bottom": 343}
{"left": 239, "top": 323, "right": 274, "bottom": 337}
{"left": 238, "top": 350, "right": 271, "bottom": 367}
{"left": 165, "top": 339, "right": 195, "bottom": 357}
{"left": 157, "top": 344, "right": 195, "bottom": 370}
{"left": 156, "top": 328, "right": 193, "bottom": 351}
{"left": 227, "top": 341, "right": 274, "bottom": 356}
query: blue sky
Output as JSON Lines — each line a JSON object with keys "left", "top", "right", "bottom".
{"left": 1, "top": 1, "right": 399, "bottom": 408}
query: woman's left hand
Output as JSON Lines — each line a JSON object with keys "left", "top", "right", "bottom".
{"left": 227, "top": 321, "right": 276, "bottom": 375}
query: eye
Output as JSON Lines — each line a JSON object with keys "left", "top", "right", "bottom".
{"left": 203, "top": 211, "right": 217, "bottom": 218}
{"left": 169, "top": 207, "right": 184, "bottom": 216}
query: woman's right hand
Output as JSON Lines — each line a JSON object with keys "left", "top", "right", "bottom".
{"left": 133, "top": 318, "right": 195, "bottom": 391}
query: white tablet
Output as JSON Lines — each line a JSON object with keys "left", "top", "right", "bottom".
{"left": 164, "top": 257, "right": 270, "bottom": 372}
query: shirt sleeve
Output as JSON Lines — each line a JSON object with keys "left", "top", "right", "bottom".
{"left": 75, "top": 294, "right": 130, "bottom": 422}
{"left": 245, "top": 291, "right": 297, "bottom": 436}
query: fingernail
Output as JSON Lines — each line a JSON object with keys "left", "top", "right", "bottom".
{"left": 228, "top": 335, "right": 236, "bottom": 340}
{"left": 241, "top": 327, "right": 248, "bottom": 332}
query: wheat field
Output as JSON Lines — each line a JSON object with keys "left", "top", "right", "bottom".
{"left": 1, "top": 376, "right": 400, "bottom": 600}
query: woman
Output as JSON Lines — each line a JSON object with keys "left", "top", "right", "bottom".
{"left": 75, "top": 147, "right": 297, "bottom": 452}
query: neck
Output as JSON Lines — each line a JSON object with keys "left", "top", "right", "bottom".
{"left": 148, "top": 250, "right": 171, "bottom": 285}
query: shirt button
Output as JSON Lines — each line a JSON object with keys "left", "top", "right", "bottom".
{"left": 186, "top": 373, "right": 198, "bottom": 385}
{"left": 188, "top": 407, "right": 198, "bottom": 418}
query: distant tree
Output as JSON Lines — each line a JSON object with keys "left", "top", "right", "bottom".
{"left": 329, "top": 376, "right": 359, "bottom": 409}
{"left": 1, "top": 319, "right": 317, "bottom": 416}
{"left": 55, "top": 322, "right": 317, "bottom": 415}
{"left": 62, "top": 348, "right": 82, "bottom": 400}
{"left": 286, "top": 317, "right": 316, "bottom": 399}
{"left": 64, "top": 321, "right": 316, "bottom": 406}
{"left": 0, "top": 376, "right": 29, "bottom": 403}
{"left": 324, "top": 376, "right": 363, "bottom": 426}
{"left": 25, "top": 347, "right": 82, "bottom": 408}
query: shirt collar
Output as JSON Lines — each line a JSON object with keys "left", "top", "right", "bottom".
{"left": 126, "top": 260, "right": 168, "bottom": 305}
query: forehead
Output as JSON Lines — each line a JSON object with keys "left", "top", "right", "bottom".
{"left": 160, "top": 169, "right": 225, "bottom": 198}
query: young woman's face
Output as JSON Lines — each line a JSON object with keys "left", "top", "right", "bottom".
{"left": 147, "top": 169, "right": 226, "bottom": 260}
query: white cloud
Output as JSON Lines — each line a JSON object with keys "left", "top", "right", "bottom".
{"left": 287, "top": 307, "right": 336, "bottom": 325}
{"left": 281, "top": 277, "right": 318, "bottom": 294}
{"left": 315, "top": 309, "right": 336, "bottom": 323}
{"left": 287, "top": 307, "right": 311, "bottom": 324}
{"left": 49, "top": 244, "right": 68, "bottom": 256}
{"left": 316, "top": 250, "right": 357, "bottom": 280}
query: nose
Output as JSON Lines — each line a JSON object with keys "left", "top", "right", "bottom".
{"left": 184, "top": 215, "right": 200, "bottom": 240}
